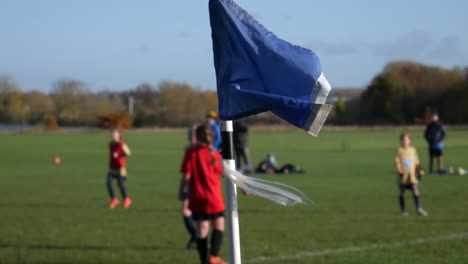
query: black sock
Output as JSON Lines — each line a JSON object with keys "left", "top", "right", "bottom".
{"left": 413, "top": 195, "right": 421, "bottom": 209}
{"left": 210, "top": 229, "right": 224, "bottom": 257}
{"left": 183, "top": 216, "right": 196, "bottom": 239}
{"left": 399, "top": 195, "right": 405, "bottom": 212}
{"left": 197, "top": 238, "right": 208, "bottom": 264}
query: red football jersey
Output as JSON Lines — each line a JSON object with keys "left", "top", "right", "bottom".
{"left": 181, "top": 145, "right": 225, "bottom": 215}
{"left": 109, "top": 140, "right": 126, "bottom": 169}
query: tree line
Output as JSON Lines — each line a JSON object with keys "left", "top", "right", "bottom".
{"left": 333, "top": 61, "right": 468, "bottom": 125}
{"left": 1, "top": 61, "right": 467, "bottom": 128}
{"left": 0, "top": 78, "right": 222, "bottom": 128}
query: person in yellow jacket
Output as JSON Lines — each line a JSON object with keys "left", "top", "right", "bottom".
{"left": 395, "top": 133, "right": 428, "bottom": 216}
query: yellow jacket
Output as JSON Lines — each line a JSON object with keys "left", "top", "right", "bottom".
{"left": 395, "top": 146, "right": 419, "bottom": 185}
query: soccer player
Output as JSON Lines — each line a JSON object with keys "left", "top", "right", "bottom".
{"left": 424, "top": 113, "right": 447, "bottom": 174}
{"left": 178, "top": 124, "right": 227, "bottom": 264}
{"left": 181, "top": 123, "right": 198, "bottom": 250}
{"left": 107, "top": 129, "right": 132, "bottom": 209}
{"left": 394, "top": 133, "right": 428, "bottom": 216}
{"left": 206, "top": 111, "right": 221, "bottom": 151}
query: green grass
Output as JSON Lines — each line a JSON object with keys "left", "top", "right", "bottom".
{"left": 1, "top": 128, "right": 468, "bottom": 264}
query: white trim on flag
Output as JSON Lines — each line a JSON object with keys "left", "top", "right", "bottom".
{"left": 311, "top": 73, "right": 332, "bottom": 105}
{"left": 303, "top": 104, "right": 332, "bottom": 137}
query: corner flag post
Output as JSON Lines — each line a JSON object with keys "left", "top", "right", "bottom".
{"left": 220, "top": 120, "right": 242, "bottom": 264}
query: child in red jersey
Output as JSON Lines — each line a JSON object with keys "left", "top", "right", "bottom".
{"left": 178, "top": 124, "right": 227, "bottom": 264}
{"left": 181, "top": 123, "right": 198, "bottom": 250}
{"left": 107, "top": 129, "right": 132, "bottom": 209}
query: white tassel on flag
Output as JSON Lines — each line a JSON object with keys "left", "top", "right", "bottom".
{"left": 222, "top": 161, "right": 312, "bottom": 206}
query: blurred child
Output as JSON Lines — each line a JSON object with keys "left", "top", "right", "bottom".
{"left": 206, "top": 111, "right": 221, "bottom": 151}
{"left": 107, "top": 129, "right": 132, "bottom": 209}
{"left": 180, "top": 123, "right": 198, "bottom": 250}
{"left": 255, "top": 153, "right": 278, "bottom": 174}
{"left": 394, "top": 133, "right": 428, "bottom": 216}
{"left": 255, "top": 153, "right": 305, "bottom": 174}
{"left": 178, "top": 124, "right": 227, "bottom": 264}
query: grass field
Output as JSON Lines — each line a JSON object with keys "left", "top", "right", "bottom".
{"left": 1, "top": 128, "right": 468, "bottom": 264}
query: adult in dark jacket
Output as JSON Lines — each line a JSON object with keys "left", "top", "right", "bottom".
{"left": 233, "top": 120, "right": 252, "bottom": 173}
{"left": 424, "top": 113, "right": 447, "bottom": 174}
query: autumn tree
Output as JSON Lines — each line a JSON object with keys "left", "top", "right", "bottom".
{"left": 359, "top": 61, "right": 466, "bottom": 124}
{"left": 131, "top": 83, "right": 160, "bottom": 127}
{"left": 0, "top": 76, "right": 27, "bottom": 123}
{"left": 334, "top": 97, "right": 347, "bottom": 124}
{"left": 157, "top": 81, "right": 218, "bottom": 126}
{"left": 437, "top": 67, "right": 468, "bottom": 123}
{"left": 23, "top": 90, "right": 55, "bottom": 124}
{"left": 50, "top": 79, "right": 89, "bottom": 125}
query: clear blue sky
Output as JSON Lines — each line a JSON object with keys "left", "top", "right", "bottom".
{"left": 1, "top": 0, "right": 467, "bottom": 92}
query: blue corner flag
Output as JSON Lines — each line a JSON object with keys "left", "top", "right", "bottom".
{"left": 209, "top": 0, "right": 332, "bottom": 136}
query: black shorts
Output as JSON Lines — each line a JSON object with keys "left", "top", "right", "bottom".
{"left": 399, "top": 184, "right": 417, "bottom": 191}
{"left": 193, "top": 211, "right": 225, "bottom": 221}
{"left": 429, "top": 147, "right": 443, "bottom": 157}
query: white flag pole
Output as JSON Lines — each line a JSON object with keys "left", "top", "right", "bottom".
{"left": 220, "top": 120, "right": 242, "bottom": 264}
